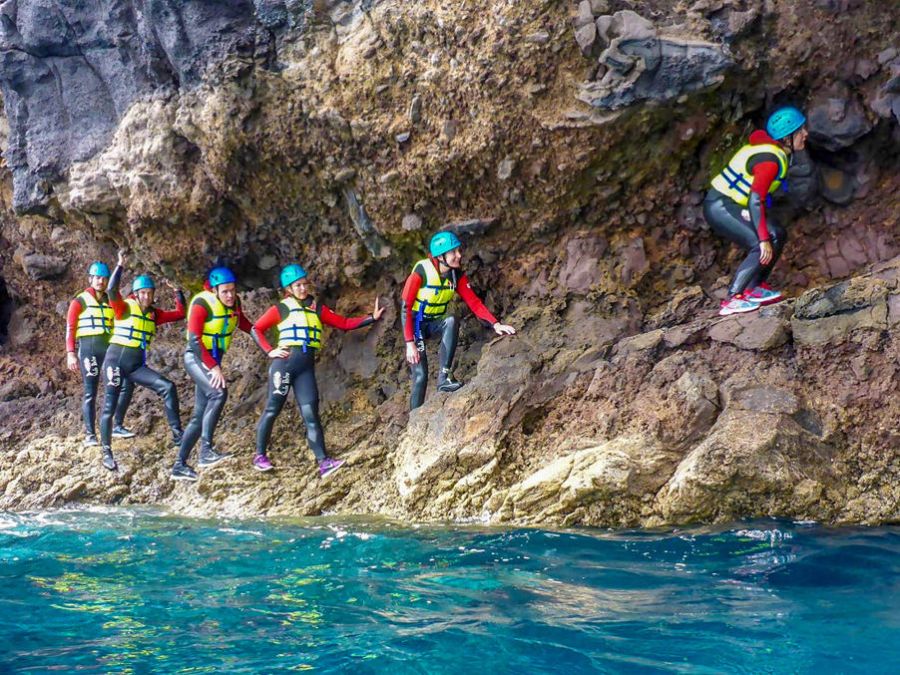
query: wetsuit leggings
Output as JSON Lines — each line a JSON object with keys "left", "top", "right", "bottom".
{"left": 405, "top": 314, "right": 459, "bottom": 410}
{"left": 256, "top": 348, "right": 326, "bottom": 461}
{"left": 99, "top": 344, "right": 181, "bottom": 450}
{"left": 178, "top": 351, "right": 227, "bottom": 463}
{"left": 77, "top": 335, "right": 132, "bottom": 436}
{"left": 704, "top": 192, "right": 787, "bottom": 296}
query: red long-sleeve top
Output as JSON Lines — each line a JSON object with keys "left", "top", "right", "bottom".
{"left": 65, "top": 288, "right": 106, "bottom": 353}
{"left": 188, "top": 298, "right": 253, "bottom": 368}
{"left": 745, "top": 130, "right": 784, "bottom": 242}
{"left": 401, "top": 258, "right": 498, "bottom": 342}
{"left": 252, "top": 297, "right": 374, "bottom": 353}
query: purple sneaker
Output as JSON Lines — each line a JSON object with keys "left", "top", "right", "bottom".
{"left": 318, "top": 457, "right": 345, "bottom": 478}
{"left": 253, "top": 454, "right": 274, "bottom": 472}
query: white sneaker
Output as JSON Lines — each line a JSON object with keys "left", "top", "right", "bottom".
{"left": 719, "top": 294, "right": 760, "bottom": 316}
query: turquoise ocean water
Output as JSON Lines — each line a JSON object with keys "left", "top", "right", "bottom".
{"left": 0, "top": 509, "right": 897, "bottom": 674}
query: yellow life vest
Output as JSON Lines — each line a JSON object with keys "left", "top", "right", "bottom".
{"left": 188, "top": 290, "right": 237, "bottom": 362}
{"left": 711, "top": 143, "right": 789, "bottom": 206}
{"left": 110, "top": 298, "right": 157, "bottom": 350}
{"left": 410, "top": 258, "right": 455, "bottom": 319}
{"left": 74, "top": 290, "right": 114, "bottom": 338}
{"left": 276, "top": 297, "right": 323, "bottom": 350}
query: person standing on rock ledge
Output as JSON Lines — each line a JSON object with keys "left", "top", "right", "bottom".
{"left": 98, "top": 250, "right": 186, "bottom": 471}
{"left": 705, "top": 106, "right": 812, "bottom": 316}
{"left": 250, "top": 263, "right": 385, "bottom": 477}
{"left": 66, "top": 257, "right": 135, "bottom": 448}
{"left": 401, "top": 231, "right": 516, "bottom": 411}
{"left": 171, "top": 267, "right": 254, "bottom": 482}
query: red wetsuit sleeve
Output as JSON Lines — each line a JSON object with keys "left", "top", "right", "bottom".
{"left": 252, "top": 305, "right": 282, "bottom": 353}
{"left": 750, "top": 161, "right": 780, "bottom": 242}
{"left": 457, "top": 274, "right": 498, "bottom": 325}
{"left": 110, "top": 297, "right": 128, "bottom": 320}
{"left": 236, "top": 305, "right": 253, "bottom": 334}
{"left": 155, "top": 290, "right": 186, "bottom": 325}
{"left": 187, "top": 302, "right": 218, "bottom": 369}
{"left": 65, "top": 297, "right": 84, "bottom": 352}
{"left": 402, "top": 271, "right": 424, "bottom": 342}
{"left": 320, "top": 304, "right": 373, "bottom": 331}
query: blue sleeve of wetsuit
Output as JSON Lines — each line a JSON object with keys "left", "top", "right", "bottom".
{"left": 107, "top": 265, "right": 123, "bottom": 301}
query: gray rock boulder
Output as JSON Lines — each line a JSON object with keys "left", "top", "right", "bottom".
{"left": 577, "top": 11, "right": 732, "bottom": 110}
{"left": 808, "top": 90, "right": 873, "bottom": 151}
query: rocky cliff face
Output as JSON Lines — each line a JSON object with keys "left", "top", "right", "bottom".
{"left": 0, "top": 0, "right": 897, "bottom": 526}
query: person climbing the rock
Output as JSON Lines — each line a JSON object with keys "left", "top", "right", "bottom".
{"left": 171, "top": 266, "right": 254, "bottom": 481}
{"left": 250, "top": 263, "right": 384, "bottom": 477}
{"left": 66, "top": 256, "right": 135, "bottom": 447}
{"left": 401, "top": 231, "right": 516, "bottom": 411}
{"left": 98, "top": 250, "right": 186, "bottom": 471}
{"left": 705, "top": 105, "right": 811, "bottom": 316}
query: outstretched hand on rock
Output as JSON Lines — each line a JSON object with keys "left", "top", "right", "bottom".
{"left": 493, "top": 322, "right": 516, "bottom": 336}
{"left": 117, "top": 249, "right": 127, "bottom": 268}
{"left": 372, "top": 297, "right": 385, "bottom": 321}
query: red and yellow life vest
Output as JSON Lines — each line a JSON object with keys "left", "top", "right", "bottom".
{"left": 410, "top": 258, "right": 455, "bottom": 319}
{"left": 711, "top": 143, "right": 789, "bottom": 207}
{"left": 74, "top": 290, "right": 114, "bottom": 338}
{"left": 110, "top": 298, "right": 157, "bottom": 350}
{"left": 188, "top": 290, "right": 238, "bottom": 362}
{"left": 276, "top": 297, "right": 323, "bottom": 350}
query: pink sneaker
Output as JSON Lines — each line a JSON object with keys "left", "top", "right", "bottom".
{"left": 318, "top": 457, "right": 345, "bottom": 478}
{"left": 253, "top": 454, "right": 274, "bottom": 472}
{"left": 746, "top": 282, "right": 784, "bottom": 306}
{"left": 719, "top": 293, "right": 760, "bottom": 316}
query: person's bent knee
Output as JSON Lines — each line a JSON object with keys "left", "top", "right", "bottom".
{"left": 209, "top": 387, "right": 228, "bottom": 404}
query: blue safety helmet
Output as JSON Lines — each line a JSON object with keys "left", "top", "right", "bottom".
{"left": 208, "top": 267, "right": 236, "bottom": 288}
{"left": 132, "top": 275, "right": 155, "bottom": 292}
{"left": 88, "top": 261, "right": 110, "bottom": 278}
{"left": 766, "top": 106, "right": 806, "bottom": 140}
{"left": 280, "top": 263, "right": 307, "bottom": 289}
{"left": 429, "top": 231, "right": 461, "bottom": 258}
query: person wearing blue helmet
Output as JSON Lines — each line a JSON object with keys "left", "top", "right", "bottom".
{"left": 171, "top": 265, "right": 255, "bottom": 481}
{"left": 401, "top": 230, "right": 516, "bottom": 411}
{"left": 65, "top": 252, "right": 135, "bottom": 447}
{"left": 249, "top": 263, "right": 385, "bottom": 476}
{"left": 95, "top": 251, "right": 186, "bottom": 471}
{"left": 705, "top": 105, "right": 811, "bottom": 316}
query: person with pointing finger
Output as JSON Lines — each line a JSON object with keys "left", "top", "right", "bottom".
{"left": 251, "top": 263, "right": 384, "bottom": 477}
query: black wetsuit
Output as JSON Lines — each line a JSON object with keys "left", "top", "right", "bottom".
{"left": 68, "top": 267, "right": 133, "bottom": 437}
{"left": 401, "top": 312, "right": 459, "bottom": 411}
{"left": 251, "top": 296, "right": 374, "bottom": 461}
{"left": 178, "top": 351, "right": 227, "bottom": 463}
{"left": 256, "top": 349, "right": 326, "bottom": 461}
{"left": 703, "top": 193, "right": 787, "bottom": 296}
{"left": 100, "top": 344, "right": 183, "bottom": 451}
{"left": 177, "top": 296, "right": 252, "bottom": 465}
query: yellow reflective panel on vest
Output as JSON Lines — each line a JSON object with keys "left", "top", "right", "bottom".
{"left": 75, "top": 291, "right": 114, "bottom": 338}
{"left": 410, "top": 258, "right": 455, "bottom": 318}
{"left": 188, "top": 290, "right": 237, "bottom": 362}
{"left": 110, "top": 298, "right": 157, "bottom": 349}
{"left": 276, "top": 297, "right": 323, "bottom": 350}
{"left": 711, "top": 143, "right": 789, "bottom": 206}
